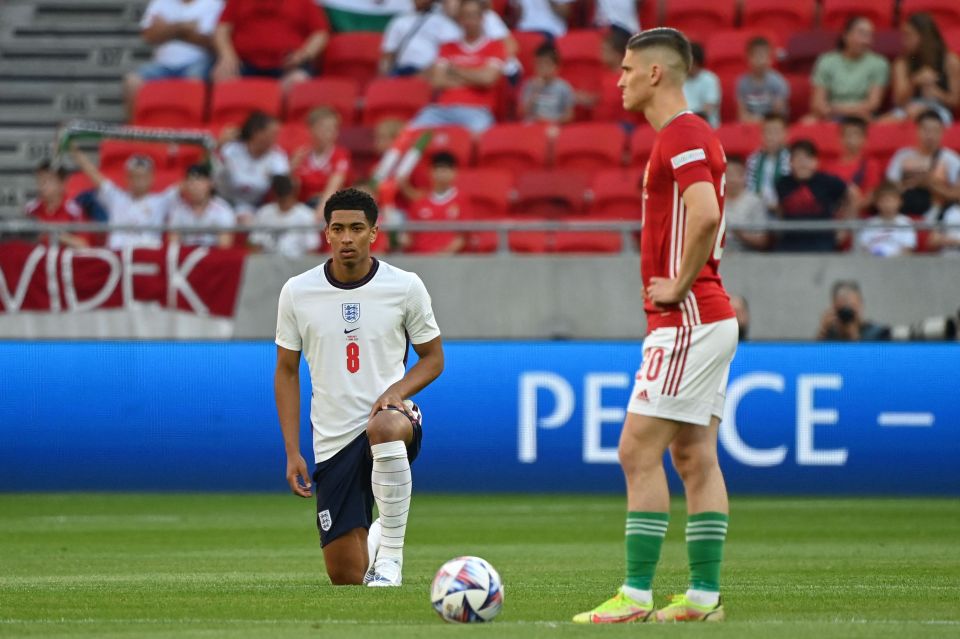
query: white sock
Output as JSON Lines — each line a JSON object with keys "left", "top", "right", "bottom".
{"left": 621, "top": 585, "right": 652, "bottom": 605}
{"left": 686, "top": 588, "right": 720, "bottom": 607}
{"left": 370, "top": 441, "right": 411, "bottom": 562}
{"left": 366, "top": 518, "right": 381, "bottom": 572}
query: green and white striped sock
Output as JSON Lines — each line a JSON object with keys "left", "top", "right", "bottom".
{"left": 685, "top": 512, "right": 729, "bottom": 598}
{"left": 623, "top": 511, "right": 669, "bottom": 600}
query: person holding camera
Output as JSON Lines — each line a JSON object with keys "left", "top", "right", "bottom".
{"left": 817, "top": 280, "right": 889, "bottom": 341}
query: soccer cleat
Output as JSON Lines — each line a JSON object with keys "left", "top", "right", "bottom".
{"left": 572, "top": 587, "right": 654, "bottom": 624}
{"left": 362, "top": 518, "right": 382, "bottom": 585}
{"left": 366, "top": 556, "right": 402, "bottom": 587}
{"left": 655, "top": 594, "right": 725, "bottom": 622}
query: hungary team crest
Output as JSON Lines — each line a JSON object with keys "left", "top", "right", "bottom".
{"left": 342, "top": 303, "right": 360, "bottom": 323}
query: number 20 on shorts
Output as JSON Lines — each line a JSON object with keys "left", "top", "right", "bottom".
{"left": 639, "top": 347, "right": 665, "bottom": 381}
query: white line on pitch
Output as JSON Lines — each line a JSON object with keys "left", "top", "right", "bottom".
{"left": 877, "top": 412, "right": 935, "bottom": 427}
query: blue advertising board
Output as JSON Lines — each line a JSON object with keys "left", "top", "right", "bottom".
{"left": 0, "top": 341, "right": 957, "bottom": 494}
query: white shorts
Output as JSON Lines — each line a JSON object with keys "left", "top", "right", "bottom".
{"left": 627, "top": 318, "right": 738, "bottom": 426}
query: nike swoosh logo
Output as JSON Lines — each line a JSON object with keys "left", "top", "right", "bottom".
{"left": 344, "top": 327, "right": 360, "bottom": 334}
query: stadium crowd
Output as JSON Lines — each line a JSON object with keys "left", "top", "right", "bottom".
{"left": 12, "top": 0, "right": 960, "bottom": 257}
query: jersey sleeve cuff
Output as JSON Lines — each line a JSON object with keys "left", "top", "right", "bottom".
{"left": 409, "top": 329, "right": 441, "bottom": 345}
{"left": 275, "top": 338, "right": 302, "bottom": 352}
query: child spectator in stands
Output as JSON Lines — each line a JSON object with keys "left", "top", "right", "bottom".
{"left": 683, "top": 43, "right": 721, "bottom": 128}
{"left": 856, "top": 181, "right": 917, "bottom": 256}
{"left": 723, "top": 156, "right": 770, "bottom": 251}
{"left": 212, "top": 0, "right": 328, "bottom": 91}
{"left": 70, "top": 145, "right": 175, "bottom": 250}
{"left": 250, "top": 175, "right": 319, "bottom": 258}
{"left": 24, "top": 161, "right": 87, "bottom": 248}
{"left": 808, "top": 16, "right": 889, "bottom": 122}
{"left": 398, "top": 151, "right": 467, "bottom": 254}
{"left": 217, "top": 111, "right": 289, "bottom": 223}
{"left": 737, "top": 36, "right": 790, "bottom": 123}
{"left": 380, "top": 0, "right": 460, "bottom": 77}
{"left": 746, "top": 113, "right": 791, "bottom": 210}
{"left": 519, "top": 43, "right": 574, "bottom": 126}
{"left": 291, "top": 108, "right": 351, "bottom": 217}
{"left": 410, "top": 0, "right": 505, "bottom": 133}
{"left": 168, "top": 164, "right": 235, "bottom": 247}
{"left": 886, "top": 109, "right": 960, "bottom": 219}
{"left": 124, "top": 0, "right": 223, "bottom": 119}
{"left": 824, "top": 116, "right": 882, "bottom": 211}
{"left": 775, "top": 140, "right": 853, "bottom": 252}
{"left": 886, "top": 12, "right": 960, "bottom": 126}
{"left": 513, "top": 0, "right": 575, "bottom": 39}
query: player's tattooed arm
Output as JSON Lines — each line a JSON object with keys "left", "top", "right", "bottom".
{"left": 275, "top": 345, "right": 311, "bottom": 498}
{"left": 369, "top": 336, "right": 444, "bottom": 420}
{"left": 647, "top": 181, "right": 721, "bottom": 307}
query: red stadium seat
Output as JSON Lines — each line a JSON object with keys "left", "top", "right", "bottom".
{"left": 719, "top": 73, "right": 740, "bottom": 123}
{"left": 477, "top": 123, "right": 549, "bottom": 172}
{"left": 168, "top": 144, "right": 205, "bottom": 171}
{"left": 209, "top": 79, "right": 282, "bottom": 128}
{"left": 338, "top": 125, "right": 378, "bottom": 183}
{"left": 588, "top": 169, "right": 644, "bottom": 219}
{"left": 742, "top": 0, "right": 816, "bottom": 34}
{"left": 276, "top": 123, "right": 310, "bottom": 155}
{"left": 322, "top": 32, "right": 383, "bottom": 89}
{"left": 716, "top": 123, "right": 763, "bottom": 158}
{"left": 556, "top": 30, "right": 605, "bottom": 94}
{"left": 786, "top": 73, "right": 813, "bottom": 122}
{"left": 285, "top": 78, "right": 358, "bottom": 125}
{"left": 98, "top": 140, "right": 171, "bottom": 172}
{"left": 511, "top": 169, "right": 588, "bottom": 217}
{"left": 362, "top": 77, "right": 431, "bottom": 126}
{"left": 630, "top": 126, "right": 658, "bottom": 166}
{"left": 132, "top": 80, "right": 206, "bottom": 127}
{"left": 508, "top": 224, "right": 553, "bottom": 253}
{"left": 944, "top": 124, "right": 960, "bottom": 152}
{"left": 421, "top": 126, "right": 474, "bottom": 167}
{"left": 821, "top": 0, "right": 894, "bottom": 31}
{"left": 783, "top": 30, "right": 840, "bottom": 75}
{"left": 458, "top": 168, "right": 513, "bottom": 252}
{"left": 662, "top": 0, "right": 736, "bottom": 44}
{"left": 872, "top": 29, "right": 902, "bottom": 60}
{"left": 945, "top": 28, "right": 960, "bottom": 57}
{"left": 554, "top": 219, "right": 624, "bottom": 253}
{"left": 866, "top": 122, "right": 916, "bottom": 167}
{"left": 65, "top": 171, "right": 95, "bottom": 200}
{"left": 514, "top": 31, "right": 550, "bottom": 76}
{"left": 788, "top": 122, "right": 842, "bottom": 160}
{"left": 553, "top": 122, "right": 626, "bottom": 171}
{"left": 706, "top": 30, "right": 781, "bottom": 78}
{"left": 902, "top": 0, "right": 960, "bottom": 31}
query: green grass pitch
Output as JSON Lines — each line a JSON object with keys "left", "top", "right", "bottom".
{"left": 1, "top": 494, "right": 958, "bottom": 638}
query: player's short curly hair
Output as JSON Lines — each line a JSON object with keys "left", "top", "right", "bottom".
{"left": 323, "top": 187, "right": 379, "bottom": 226}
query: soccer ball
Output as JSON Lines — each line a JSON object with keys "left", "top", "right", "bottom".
{"left": 430, "top": 556, "right": 503, "bottom": 623}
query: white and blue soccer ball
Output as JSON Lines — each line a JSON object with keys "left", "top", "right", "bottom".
{"left": 431, "top": 556, "right": 503, "bottom": 623}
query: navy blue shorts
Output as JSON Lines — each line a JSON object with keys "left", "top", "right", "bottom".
{"left": 312, "top": 405, "right": 422, "bottom": 547}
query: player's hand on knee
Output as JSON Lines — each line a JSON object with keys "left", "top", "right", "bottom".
{"left": 369, "top": 385, "right": 407, "bottom": 421}
{"left": 286, "top": 454, "right": 312, "bottom": 498}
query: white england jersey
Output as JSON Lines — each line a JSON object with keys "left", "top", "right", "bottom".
{"left": 275, "top": 258, "right": 441, "bottom": 463}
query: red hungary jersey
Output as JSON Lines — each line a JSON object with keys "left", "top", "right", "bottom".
{"left": 641, "top": 111, "right": 734, "bottom": 332}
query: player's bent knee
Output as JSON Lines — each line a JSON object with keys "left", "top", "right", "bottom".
{"left": 367, "top": 410, "right": 412, "bottom": 446}
{"left": 327, "top": 566, "right": 365, "bottom": 586}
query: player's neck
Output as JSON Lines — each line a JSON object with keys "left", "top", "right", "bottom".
{"left": 644, "top": 91, "right": 690, "bottom": 132}
{"left": 329, "top": 256, "right": 375, "bottom": 284}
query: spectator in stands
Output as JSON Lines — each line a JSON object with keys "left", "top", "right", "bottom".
{"left": 775, "top": 140, "right": 852, "bottom": 252}
{"left": 513, "top": 0, "right": 575, "bottom": 38}
{"left": 24, "top": 161, "right": 87, "bottom": 248}
{"left": 409, "top": 0, "right": 505, "bottom": 134}
{"left": 856, "top": 181, "right": 917, "bottom": 257}
{"left": 929, "top": 203, "right": 960, "bottom": 252}
{"left": 683, "top": 43, "right": 721, "bottom": 128}
{"left": 824, "top": 116, "right": 882, "bottom": 209}
{"left": 592, "top": 1, "right": 639, "bottom": 35}
{"left": 168, "top": 164, "right": 235, "bottom": 247}
{"left": 886, "top": 13, "right": 960, "bottom": 126}
{"left": 723, "top": 156, "right": 770, "bottom": 251}
{"left": 519, "top": 43, "right": 574, "bottom": 125}
{"left": 737, "top": 36, "right": 789, "bottom": 123}
{"left": 212, "top": 0, "right": 329, "bottom": 91}
{"left": 398, "top": 151, "right": 467, "bottom": 254}
{"left": 291, "top": 107, "right": 350, "bottom": 216}
{"left": 250, "top": 175, "right": 319, "bottom": 258}
{"left": 380, "top": 0, "right": 460, "bottom": 77}
{"left": 886, "top": 109, "right": 960, "bottom": 219}
{"left": 217, "top": 111, "right": 289, "bottom": 222}
{"left": 746, "top": 113, "right": 791, "bottom": 210}
{"left": 442, "top": 0, "right": 519, "bottom": 82}
{"left": 730, "top": 294, "right": 750, "bottom": 341}
{"left": 808, "top": 16, "right": 889, "bottom": 122}
{"left": 817, "top": 280, "right": 889, "bottom": 341}
{"left": 588, "top": 27, "right": 633, "bottom": 123}
{"left": 69, "top": 145, "right": 174, "bottom": 250}
{"left": 124, "top": 0, "right": 224, "bottom": 119}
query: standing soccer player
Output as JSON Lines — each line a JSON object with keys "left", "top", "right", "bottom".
{"left": 574, "top": 28, "right": 737, "bottom": 624}
{"left": 274, "top": 188, "right": 443, "bottom": 587}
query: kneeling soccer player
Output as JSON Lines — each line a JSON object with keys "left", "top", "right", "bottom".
{"left": 574, "top": 28, "right": 737, "bottom": 623}
{"left": 274, "top": 188, "right": 444, "bottom": 587}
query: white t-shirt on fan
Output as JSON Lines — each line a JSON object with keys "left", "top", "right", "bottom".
{"left": 275, "top": 258, "right": 441, "bottom": 463}
{"left": 250, "top": 202, "right": 320, "bottom": 258}
{"left": 141, "top": 0, "right": 224, "bottom": 69}
{"left": 217, "top": 141, "right": 290, "bottom": 215}
{"left": 98, "top": 180, "right": 178, "bottom": 250}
